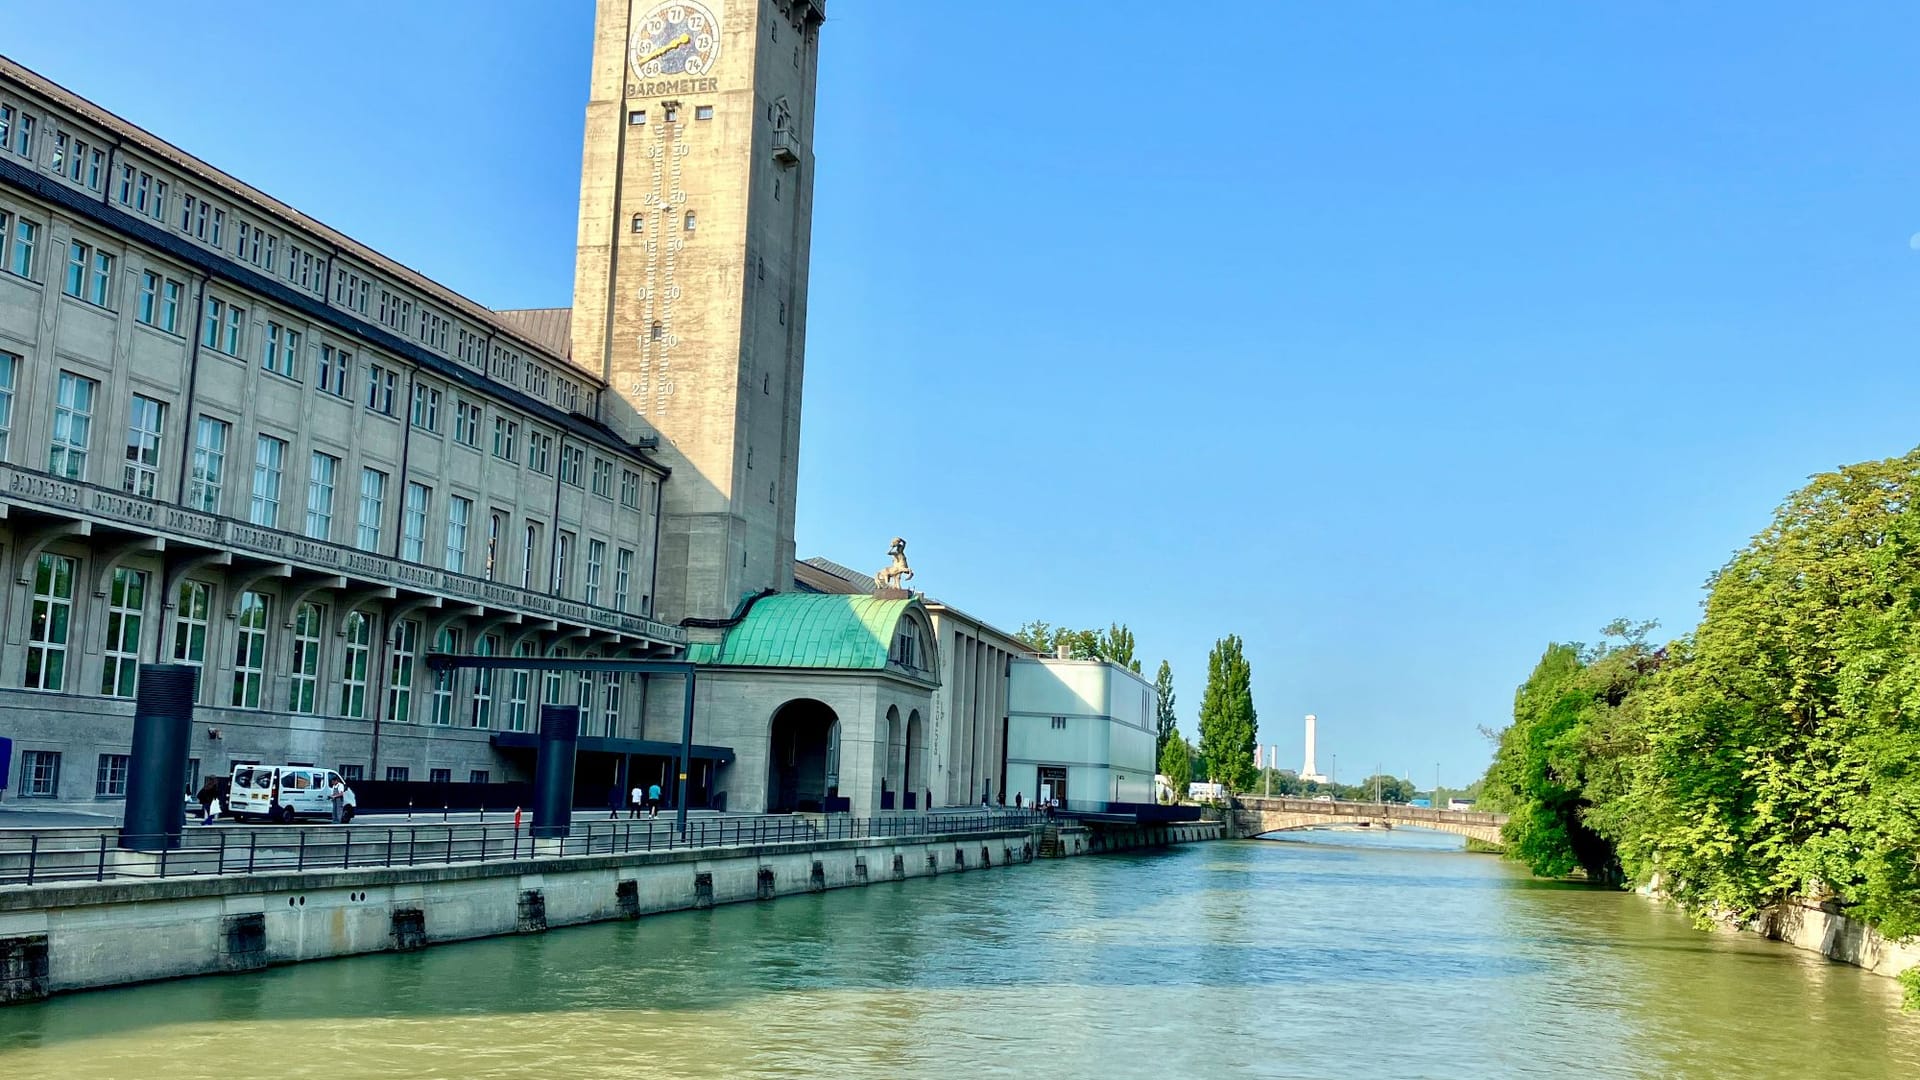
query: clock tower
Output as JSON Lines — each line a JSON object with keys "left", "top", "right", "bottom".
{"left": 572, "top": 0, "right": 824, "bottom": 626}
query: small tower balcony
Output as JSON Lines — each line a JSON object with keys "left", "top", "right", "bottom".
{"left": 772, "top": 127, "right": 801, "bottom": 167}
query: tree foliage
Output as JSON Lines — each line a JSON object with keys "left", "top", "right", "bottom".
{"left": 1154, "top": 661, "right": 1178, "bottom": 756}
{"left": 1159, "top": 732, "right": 1193, "bottom": 793}
{"left": 1198, "top": 634, "right": 1258, "bottom": 792}
{"left": 1015, "top": 620, "right": 1143, "bottom": 674}
{"left": 1477, "top": 449, "right": 1920, "bottom": 941}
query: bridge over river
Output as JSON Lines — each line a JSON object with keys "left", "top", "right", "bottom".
{"left": 1232, "top": 797, "right": 1507, "bottom": 847}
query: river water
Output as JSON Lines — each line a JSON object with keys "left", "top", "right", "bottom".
{"left": 2, "top": 828, "right": 1917, "bottom": 1079}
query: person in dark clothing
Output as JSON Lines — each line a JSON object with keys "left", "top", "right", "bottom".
{"left": 196, "top": 777, "right": 221, "bottom": 826}
{"left": 607, "top": 784, "right": 625, "bottom": 820}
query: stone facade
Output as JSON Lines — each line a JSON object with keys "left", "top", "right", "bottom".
{"left": 0, "top": 59, "right": 679, "bottom": 801}
{"left": 572, "top": 0, "right": 825, "bottom": 626}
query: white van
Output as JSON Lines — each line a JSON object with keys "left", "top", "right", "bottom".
{"left": 227, "top": 765, "right": 356, "bottom": 823}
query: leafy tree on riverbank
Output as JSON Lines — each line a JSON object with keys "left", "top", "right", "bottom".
{"left": 1198, "top": 634, "right": 1258, "bottom": 792}
{"left": 1014, "top": 621, "right": 1142, "bottom": 673}
{"left": 1159, "top": 732, "right": 1193, "bottom": 797}
{"left": 1477, "top": 448, "right": 1920, "bottom": 940}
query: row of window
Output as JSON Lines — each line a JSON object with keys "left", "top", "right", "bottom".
{"left": 23, "top": 551, "right": 635, "bottom": 734}
{"left": 7, "top": 749, "right": 494, "bottom": 799}
{"left": 8, "top": 360, "right": 648, "bottom": 609}
{"left": 1, "top": 88, "right": 590, "bottom": 420}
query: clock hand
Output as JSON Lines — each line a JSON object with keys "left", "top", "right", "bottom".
{"left": 637, "top": 33, "right": 692, "bottom": 66}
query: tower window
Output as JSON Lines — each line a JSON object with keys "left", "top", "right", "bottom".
{"left": 763, "top": 373, "right": 770, "bottom": 394}
{"left": 684, "top": 211, "right": 697, "bottom": 232}
{"left": 774, "top": 178, "right": 780, "bottom": 201}
{"left": 778, "top": 301, "right": 786, "bottom": 325}
{"left": 664, "top": 105, "right": 678, "bottom": 123}
{"left": 631, "top": 214, "right": 644, "bottom": 233}
{"left": 628, "top": 110, "right": 646, "bottom": 125}
{"left": 771, "top": 22, "right": 777, "bottom": 41}
{"left": 650, "top": 321, "right": 663, "bottom": 341}
{"left": 757, "top": 257, "right": 765, "bottom": 280}
{"left": 695, "top": 105, "right": 714, "bottom": 121}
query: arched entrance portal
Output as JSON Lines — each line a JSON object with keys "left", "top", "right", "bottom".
{"left": 905, "top": 709, "right": 926, "bottom": 807}
{"left": 768, "top": 699, "right": 840, "bottom": 813}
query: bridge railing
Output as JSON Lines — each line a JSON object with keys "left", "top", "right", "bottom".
{"left": 1232, "top": 797, "right": 1507, "bottom": 828}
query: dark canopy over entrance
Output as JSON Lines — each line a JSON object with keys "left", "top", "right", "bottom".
{"left": 768, "top": 699, "right": 839, "bottom": 813}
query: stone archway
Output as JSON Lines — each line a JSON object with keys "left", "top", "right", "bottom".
{"left": 879, "top": 705, "right": 900, "bottom": 808}
{"left": 905, "top": 709, "right": 926, "bottom": 808}
{"left": 768, "top": 699, "right": 840, "bottom": 813}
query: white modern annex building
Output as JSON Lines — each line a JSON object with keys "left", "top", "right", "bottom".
{"left": 1005, "top": 657, "right": 1156, "bottom": 809}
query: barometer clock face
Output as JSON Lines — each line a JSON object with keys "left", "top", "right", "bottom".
{"left": 631, "top": 1, "right": 722, "bottom": 78}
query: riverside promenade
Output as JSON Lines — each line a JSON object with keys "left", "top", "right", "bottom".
{"left": 0, "top": 808, "right": 1222, "bottom": 1002}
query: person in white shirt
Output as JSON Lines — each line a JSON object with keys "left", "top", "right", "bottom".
{"left": 630, "top": 785, "right": 645, "bottom": 820}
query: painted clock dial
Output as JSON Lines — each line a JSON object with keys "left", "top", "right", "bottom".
{"left": 630, "top": 1, "right": 723, "bottom": 78}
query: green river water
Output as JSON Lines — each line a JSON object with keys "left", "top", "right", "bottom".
{"left": 1, "top": 828, "right": 1917, "bottom": 1079}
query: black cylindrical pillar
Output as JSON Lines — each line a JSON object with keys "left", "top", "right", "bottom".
{"left": 119, "top": 665, "right": 197, "bottom": 852}
{"left": 532, "top": 705, "right": 580, "bottom": 838}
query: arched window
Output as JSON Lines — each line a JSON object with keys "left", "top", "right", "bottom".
{"left": 684, "top": 210, "right": 697, "bottom": 232}
{"left": 631, "top": 213, "right": 644, "bottom": 233}
{"left": 650, "top": 321, "right": 663, "bottom": 341}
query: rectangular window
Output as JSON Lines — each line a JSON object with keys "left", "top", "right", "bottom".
{"left": 528, "top": 432, "right": 551, "bottom": 474}
{"left": 430, "top": 768, "right": 452, "bottom": 785}
{"left": 340, "top": 611, "right": 371, "bottom": 718}
{"left": 338, "top": 764, "right": 364, "bottom": 783}
{"left": 318, "top": 345, "right": 351, "bottom": 397}
{"left": 122, "top": 394, "right": 165, "bottom": 498}
{"left": 410, "top": 383, "right": 440, "bottom": 431}
{"left": 386, "top": 766, "right": 410, "bottom": 783}
{"left": 586, "top": 539, "right": 605, "bottom": 605}
{"left": 263, "top": 321, "right": 302, "bottom": 378}
{"left": 590, "top": 457, "right": 613, "bottom": 498}
{"left": 138, "top": 271, "right": 159, "bottom": 326}
{"left": 49, "top": 371, "right": 97, "bottom": 481}
{"left": 366, "top": 364, "right": 397, "bottom": 416}
{"left": 493, "top": 417, "right": 519, "bottom": 462}
{"left": 290, "top": 602, "right": 321, "bottom": 715}
{"left": 505, "top": 647, "right": 531, "bottom": 732}
{"left": 0, "top": 351, "right": 14, "bottom": 458}
{"left": 471, "top": 635, "right": 497, "bottom": 729}
{"left": 469, "top": 770, "right": 491, "bottom": 785}
{"left": 429, "top": 628, "right": 460, "bottom": 726}
{"left": 628, "top": 110, "right": 646, "bottom": 125}
{"left": 402, "top": 482, "right": 430, "bottom": 562}
{"left": 553, "top": 531, "right": 574, "bottom": 597}
{"left": 160, "top": 278, "right": 181, "bottom": 333}
{"left": 614, "top": 548, "right": 634, "bottom": 612}
{"left": 26, "top": 553, "right": 76, "bottom": 691}
{"left": 202, "top": 297, "right": 245, "bottom": 356}
{"left": 387, "top": 620, "right": 419, "bottom": 723}
{"left": 453, "top": 400, "right": 481, "bottom": 447}
{"left": 225, "top": 302, "right": 244, "bottom": 355}
{"left": 305, "top": 451, "right": 337, "bottom": 540}
{"left": 101, "top": 568, "right": 148, "bottom": 699}
{"left": 445, "top": 495, "right": 471, "bottom": 573}
{"left": 695, "top": 105, "right": 714, "bottom": 121}
{"left": 250, "top": 434, "right": 285, "bottom": 527}
{"left": 601, "top": 673, "right": 621, "bottom": 738}
{"left": 620, "top": 469, "right": 641, "bottom": 509}
{"left": 230, "top": 591, "right": 269, "bottom": 708}
{"left": 559, "top": 446, "right": 584, "bottom": 487}
{"left": 95, "top": 754, "right": 130, "bottom": 798}
{"left": 20, "top": 751, "right": 60, "bottom": 798}
{"left": 3, "top": 212, "right": 36, "bottom": 278}
{"left": 486, "top": 511, "right": 505, "bottom": 581}
{"left": 171, "top": 580, "right": 210, "bottom": 679}
{"left": 357, "top": 468, "right": 387, "bottom": 550}
{"left": 188, "top": 417, "right": 229, "bottom": 513}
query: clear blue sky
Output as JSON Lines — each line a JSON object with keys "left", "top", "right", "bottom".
{"left": 12, "top": 2, "right": 1920, "bottom": 787}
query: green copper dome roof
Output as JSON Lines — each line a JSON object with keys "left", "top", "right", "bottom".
{"left": 696, "top": 593, "right": 921, "bottom": 669}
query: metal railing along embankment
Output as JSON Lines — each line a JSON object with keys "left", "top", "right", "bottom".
{"left": 0, "top": 810, "right": 1045, "bottom": 887}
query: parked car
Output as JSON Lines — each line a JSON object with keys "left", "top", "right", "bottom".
{"left": 227, "top": 765, "right": 356, "bottom": 823}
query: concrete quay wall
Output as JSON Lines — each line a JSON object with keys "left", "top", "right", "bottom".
{"left": 0, "top": 820, "right": 1222, "bottom": 1002}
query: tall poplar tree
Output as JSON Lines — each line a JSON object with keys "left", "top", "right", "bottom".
{"left": 1154, "top": 660, "right": 1178, "bottom": 756}
{"left": 1198, "top": 634, "right": 1258, "bottom": 792}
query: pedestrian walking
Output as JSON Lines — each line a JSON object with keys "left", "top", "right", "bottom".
{"left": 608, "top": 783, "right": 625, "bottom": 820}
{"left": 647, "top": 782, "right": 662, "bottom": 818}
{"left": 630, "top": 784, "right": 645, "bottom": 820}
{"left": 329, "top": 776, "right": 347, "bottom": 824}
{"left": 196, "top": 776, "right": 221, "bottom": 826}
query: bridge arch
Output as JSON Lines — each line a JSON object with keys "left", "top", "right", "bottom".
{"left": 1231, "top": 797, "right": 1506, "bottom": 848}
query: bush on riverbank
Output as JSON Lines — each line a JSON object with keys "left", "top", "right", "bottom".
{"left": 1479, "top": 449, "right": 1920, "bottom": 945}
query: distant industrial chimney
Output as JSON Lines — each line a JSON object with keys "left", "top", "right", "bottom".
{"left": 1301, "top": 714, "right": 1328, "bottom": 783}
